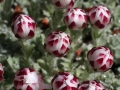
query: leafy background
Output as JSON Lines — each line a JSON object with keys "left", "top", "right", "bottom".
{"left": 0, "top": 0, "right": 120, "bottom": 90}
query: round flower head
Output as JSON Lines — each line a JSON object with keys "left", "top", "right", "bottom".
{"left": 88, "top": 5, "right": 111, "bottom": 29}
{"left": 44, "top": 31, "right": 71, "bottom": 57}
{"left": 11, "top": 14, "right": 36, "bottom": 39}
{"left": 14, "top": 68, "right": 51, "bottom": 90}
{"left": 87, "top": 46, "right": 114, "bottom": 72}
{"left": 51, "top": 72, "right": 79, "bottom": 90}
{"left": 78, "top": 80, "right": 106, "bottom": 90}
{"left": 51, "top": 0, "right": 74, "bottom": 9}
{"left": 64, "top": 8, "right": 87, "bottom": 30}
{"left": 0, "top": 63, "right": 4, "bottom": 82}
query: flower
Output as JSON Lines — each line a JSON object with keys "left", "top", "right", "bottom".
{"left": 87, "top": 46, "right": 114, "bottom": 72}
{"left": 44, "top": 31, "right": 71, "bottom": 57}
{"left": 14, "top": 68, "right": 51, "bottom": 90}
{"left": 51, "top": 72, "right": 78, "bottom": 90}
{"left": 51, "top": 0, "right": 74, "bottom": 9}
{"left": 11, "top": 14, "right": 36, "bottom": 39}
{"left": 88, "top": 5, "right": 111, "bottom": 29}
{"left": 64, "top": 8, "right": 87, "bottom": 30}
{"left": 0, "top": 63, "right": 4, "bottom": 82}
{"left": 78, "top": 80, "right": 106, "bottom": 90}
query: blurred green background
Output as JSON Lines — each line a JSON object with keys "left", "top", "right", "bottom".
{"left": 0, "top": 0, "right": 120, "bottom": 90}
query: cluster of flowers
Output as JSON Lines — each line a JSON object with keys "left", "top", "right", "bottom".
{"left": 51, "top": 0, "right": 111, "bottom": 30}
{"left": 0, "top": 0, "right": 114, "bottom": 90}
{"left": 0, "top": 45, "right": 114, "bottom": 90}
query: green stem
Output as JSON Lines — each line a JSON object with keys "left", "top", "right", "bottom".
{"left": 18, "top": 40, "right": 32, "bottom": 68}
{"left": 91, "top": 29, "right": 97, "bottom": 47}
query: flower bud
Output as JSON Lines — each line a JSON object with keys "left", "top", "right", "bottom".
{"left": 51, "top": 72, "right": 79, "bottom": 90}
{"left": 51, "top": 0, "right": 74, "bottom": 9}
{"left": 0, "top": 63, "right": 4, "bottom": 82}
{"left": 88, "top": 5, "right": 111, "bottom": 29}
{"left": 78, "top": 80, "right": 106, "bottom": 90}
{"left": 64, "top": 8, "right": 87, "bottom": 30}
{"left": 14, "top": 68, "right": 51, "bottom": 90}
{"left": 44, "top": 31, "right": 71, "bottom": 57}
{"left": 87, "top": 46, "right": 114, "bottom": 72}
{"left": 11, "top": 14, "right": 36, "bottom": 39}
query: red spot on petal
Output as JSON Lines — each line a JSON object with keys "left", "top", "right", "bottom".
{"left": 32, "top": 23, "right": 36, "bottom": 29}
{"left": 65, "top": 48, "right": 69, "bottom": 54}
{"left": 52, "top": 50, "right": 64, "bottom": 57}
{"left": 106, "top": 10, "right": 110, "bottom": 15}
{"left": 54, "top": 31, "right": 59, "bottom": 34}
{"left": 29, "top": 68, "right": 34, "bottom": 72}
{"left": 19, "top": 76, "right": 24, "bottom": 79}
{"left": 71, "top": 13, "right": 75, "bottom": 18}
{"left": 68, "top": 21, "right": 76, "bottom": 29}
{"left": 14, "top": 80, "right": 18, "bottom": 87}
{"left": 68, "top": 0, "right": 74, "bottom": 7}
{"left": 90, "top": 12, "right": 96, "bottom": 19}
{"left": 100, "top": 65, "right": 107, "bottom": 71}
{"left": 18, "top": 81, "right": 23, "bottom": 86}
{"left": 71, "top": 87, "right": 77, "bottom": 90}
{"left": 80, "top": 9, "right": 85, "bottom": 13}
{"left": 61, "top": 44, "right": 66, "bottom": 50}
{"left": 56, "top": 81, "right": 63, "bottom": 88}
{"left": 107, "top": 59, "right": 113, "bottom": 67}
{"left": 100, "top": 12, "right": 103, "bottom": 18}
{"left": 62, "top": 86, "right": 71, "bottom": 90}
{"left": 25, "top": 16, "right": 31, "bottom": 20}
{"left": 95, "top": 20, "right": 105, "bottom": 29}
{"left": 65, "top": 16, "right": 69, "bottom": 22}
{"left": 103, "top": 16, "right": 108, "bottom": 23}
{"left": 82, "top": 22, "right": 86, "bottom": 28}
{"left": 97, "top": 8, "right": 100, "bottom": 10}
{"left": 63, "top": 38, "right": 68, "bottom": 44}
{"left": 28, "top": 22, "right": 32, "bottom": 27}
{"left": 26, "top": 85, "right": 33, "bottom": 90}
{"left": 22, "top": 69, "right": 28, "bottom": 75}
{"left": 17, "top": 23, "right": 23, "bottom": 33}
{"left": 50, "top": 35, "right": 55, "bottom": 39}
{"left": 97, "top": 58, "right": 103, "bottom": 65}
{"left": 23, "top": 21, "right": 26, "bottom": 24}
{"left": 84, "top": 15, "right": 87, "bottom": 21}
{"left": 48, "top": 40, "right": 54, "bottom": 46}
{"left": 28, "top": 30, "right": 34, "bottom": 38}
{"left": 78, "top": 15, "right": 82, "bottom": 19}
{"left": 99, "top": 53, "right": 105, "bottom": 57}
{"left": 73, "top": 77, "right": 78, "bottom": 83}
{"left": 54, "top": 39, "right": 58, "bottom": 44}
{"left": 0, "top": 70, "right": 3, "bottom": 76}
{"left": 59, "top": 72, "right": 69, "bottom": 76}
{"left": 55, "top": 1, "right": 61, "bottom": 7}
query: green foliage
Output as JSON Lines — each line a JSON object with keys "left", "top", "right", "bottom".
{"left": 0, "top": 0, "right": 120, "bottom": 90}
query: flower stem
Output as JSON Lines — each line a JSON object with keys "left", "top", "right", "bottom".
{"left": 18, "top": 40, "right": 32, "bottom": 68}
{"left": 91, "top": 28, "right": 97, "bottom": 47}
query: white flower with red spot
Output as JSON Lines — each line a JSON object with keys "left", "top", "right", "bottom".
{"left": 88, "top": 5, "right": 111, "bottom": 29}
{"left": 0, "top": 63, "right": 4, "bottom": 82}
{"left": 44, "top": 31, "right": 71, "bottom": 57}
{"left": 51, "top": 0, "right": 74, "bottom": 9}
{"left": 51, "top": 72, "right": 79, "bottom": 90}
{"left": 78, "top": 80, "right": 106, "bottom": 90}
{"left": 14, "top": 68, "right": 51, "bottom": 90}
{"left": 87, "top": 46, "right": 114, "bottom": 72}
{"left": 11, "top": 14, "right": 36, "bottom": 39}
{"left": 64, "top": 8, "right": 87, "bottom": 30}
